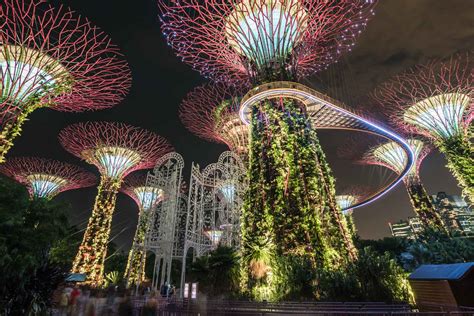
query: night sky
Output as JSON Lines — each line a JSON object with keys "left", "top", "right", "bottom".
{"left": 8, "top": 0, "right": 474, "bottom": 251}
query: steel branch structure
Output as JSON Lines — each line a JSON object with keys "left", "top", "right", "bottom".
{"left": 158, "top": 0, "right": 375, "bottom": 85}
{"left": 180, "top": 83, "right": 249, "bottom": 156}
{"left": 364, "top": 138, "right": 446, "bottom": 232}
{"left": 0, "top": 0, "right": 131, "bottom": 163}
{"left": 59, "top": 121, "right": 172, "bottom": 286}
{"left": 0, "top": 157, "right": 95, "bottom": 199}
{"left": 372, "top": 53, "right": 473, "bottom": 203}
{"left": 121, "top": 172, "right": 163, "bottom": 287}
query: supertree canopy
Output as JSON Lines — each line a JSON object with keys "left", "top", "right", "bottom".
{"left": 59, "top": 121, "right": 172, "bottom": 286}
{"left": 372, "top": 53, "right": 473, "bottom": 203}
{"left": 0, "top": 0, "right": 131, "bottom": 162}
{"left": 179, "top": 83, "right": 249, "bottom": 156}
{"left": 159, "top": 0, "right": 376, "bottom": 300}
{"left": 0, "top": 157, "right": 95, "bottom": 199}
{"left": 158, "top": 0, "right": 375, "bottom": 85}
{"left": 120, "top": 172, "right": 162, "bottom": 287}
{"left": 364, "top": 138, "right": 446, "bottom": 232}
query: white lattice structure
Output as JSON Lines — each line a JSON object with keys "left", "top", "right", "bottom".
{"left": 133, "top": 152, "right": 187, "bottom": 289}
{"left": 179, "top": 151, "right": 246, "bottom": 293}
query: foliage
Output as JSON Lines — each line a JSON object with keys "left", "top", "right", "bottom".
{"left": 0, "top": 176, "right": 70, "bottom": 314}
{"left": 104, "top": 271, "right": 121, "bottom": 287}
{"left": 402, "top": 230, "right": 474, "bottom": 270}
{"left": 241, "top": 98, "right": 355, "bottom": 300}
{"left": 188, "top": 246, "right": 239, "bottom": 298}
{"left": 438, "top": 136, "right": 474, "bottom": 203}
{"left": 49, "top": 226, "right": 82, "bottom": 270}
{"left": 105, "top": 243, "right": 128, "bottom": 277}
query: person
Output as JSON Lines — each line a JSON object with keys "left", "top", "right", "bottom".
{"left": 159, "top": 282, "right": 169, "bottom": 298}
{"left": 68, "top": 286, "right": 81, "bottom": 315}
{"left": 117, "top": 292, "right": 133, "bottom": 316}
{"left": 141, "top": 291, "right": 158, "bottom": 316}
{"left": 58, "top": 289, "right": 69, "bottom": 316}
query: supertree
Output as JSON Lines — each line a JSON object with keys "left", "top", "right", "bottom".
{"left": 363, "top": 138, "right": 446, "bottom": 232}
{"left": 158, "top": 0, "right": 376, "bottom": 299}
{"left": 372, "top": 53, "right": 473, "bottom": 203}
{"left": 0, "top": 157, "right": 96, "bottom": 199}
{"left": 179, "top": 83, "right": 249, "bottom": 157}
{"left": 59, "top": 122, "right": 172, "bottom": 286}
{"left": 336, "top": 186, "right": 370, "bottom": 237}
{"left": 0, "top": 0, "right": 131, "bottom": 163}
{"left": 120, "top": 172, "right": 162, "bottom": 287}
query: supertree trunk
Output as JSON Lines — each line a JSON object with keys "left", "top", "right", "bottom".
{"left": 72, "top": 176, "right": 121, "bottom": 286}
{"left": 124, "top": 208, "right": 150, "bottom": 286}
{"left": 405, "top": 176, "right": 447, "bottom": 232}
{"left": 0, "top": 104, "right": 39, "bottom": 163}
{"left": 240, "top": 98, "right": 355, "bottom": 300}
{"left": 437, "top": 136, "right": 474, "bottom": 203}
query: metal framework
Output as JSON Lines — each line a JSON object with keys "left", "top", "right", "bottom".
{"left": 158, "top": 0, "right": 376, "bottom": 85}
{"left": 139, "top": 152, "right": 186, "bottom": 290}
{"left": 0, "top": 0, "right": 131, "bottom": 162}
{"left": 180, "top": 151, "right": 246, "bottom": 294}
{"left": 59, "top": 121, "right": 172, "bottom": 286}
{"left": 179, "top": 83, "right": 249, "bottom": 156}
{"left": 0, "top": 156, "right": 95, "bottom": 199}
{"left": 239, "top": 81, "right": 414, "bottom": 210}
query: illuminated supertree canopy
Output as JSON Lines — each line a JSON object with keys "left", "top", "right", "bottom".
{"left": 364, "top": 138, "right": 446, "bottom": 232}
{"left": 372, "top": 53, "right": 473, "bottom": 203}
{"left": 0, "top": 0, "right": 132, "bottom": 163}
{"left": 59, "top": 121, "right": 172, "bottom": 286}
{"left": 158, "top": 0, "right": 376, "bottom": 85}
{"left": 0, "top": 157, "right": 96, "bottom": 199}
{"left": 158, "top": 0, "right": 377, "bottom": 300}
{"left": 120, "top": 172, "right": 162, "bottom": 287}
{"left": 179, "top": 83, "right": 249, "bottom": 156}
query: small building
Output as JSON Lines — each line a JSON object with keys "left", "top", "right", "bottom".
{"left": 409, "top": 262, "right": 474, "bottom": 311}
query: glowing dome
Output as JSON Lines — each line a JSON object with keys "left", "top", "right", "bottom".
{"left": 27, "top": 173, "right": 67, "bottom": 198}
{"left": 94, "top": 146, "right": 141, "bottom": 179}
{"left": 219, "top": 183, "right": 236, "bottom": 202}
{"left": 372, "top": 139, "right": 425, "bottom": 177}
{"left": 404, "top": 93, "right": 470, "bottom": 140}
{"left": 1, "top": 45, "right": 70, "bottom": 104}
{"left": 336, "top": 195, "right": 358, "bottom": 215}
{"left": 204, "top": 229, "right": 223, "bottom": 246}
{"left": 134, "top": 186, "right": 162, "bottom": 210}
{"left": 225, "top": 0, "right": 307, "bottom": 65}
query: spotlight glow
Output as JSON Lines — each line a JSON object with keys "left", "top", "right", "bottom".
{"left": 27, "top": 173, "right": 67, "bottom": 198}
{"left": 404, "top": 93, "right": 470, "bottom": 140}
{"left": 225, "top": 0, "right": 307, "bottom": 65}
{"left": 95, "top": 146, "right": 141, "bottom": 179}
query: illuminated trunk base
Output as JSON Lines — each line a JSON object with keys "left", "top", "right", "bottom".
{"left": 124, "top": 208, "right": 150, "bottom": 287}
{"left": 438, "top": 136, "right": 474, "bottom": 203}
{"left": 71, "top": 176, "right": 121, "bottom": 286}
{"left": 405, "top": 177, "right": 447, "bottom": 233}
{"left": 240, "top": 99, "right": 355, "bottom": 301}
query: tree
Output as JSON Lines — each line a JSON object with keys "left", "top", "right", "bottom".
{"left": 0, "top": 176, "right": 71, "bottom": 314}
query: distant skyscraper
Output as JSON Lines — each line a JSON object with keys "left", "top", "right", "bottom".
{"left": 389, "top": 192, "right": 473, "bottom": 237}
{"left": 431, "top": 192, "right": 474, "bottom": 236}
